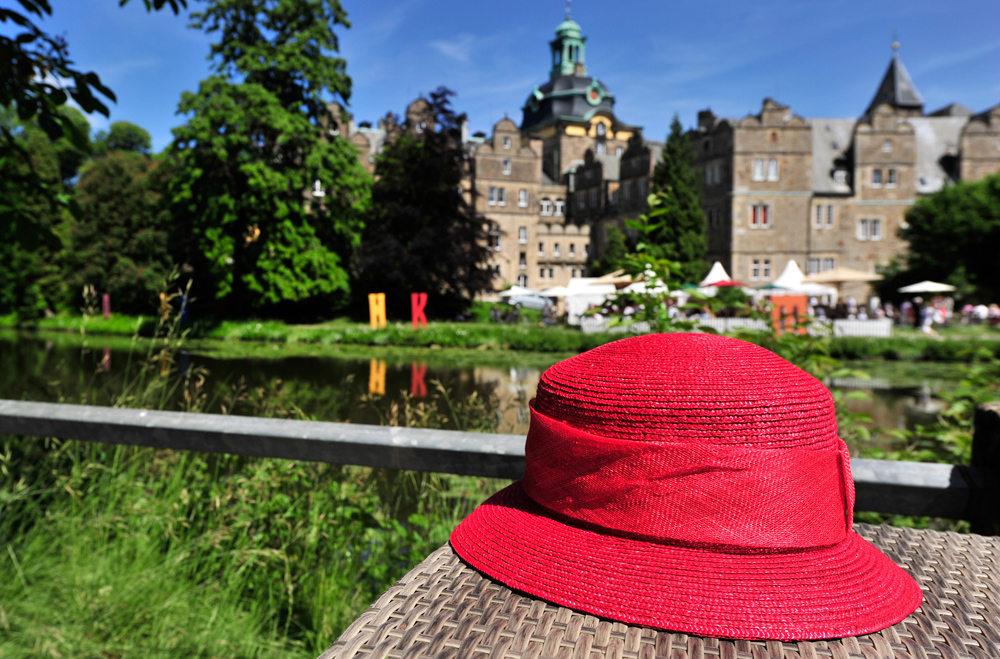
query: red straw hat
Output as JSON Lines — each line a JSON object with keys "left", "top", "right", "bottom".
{"left": 451, "top": 333, "right": 923, "bottom": 641}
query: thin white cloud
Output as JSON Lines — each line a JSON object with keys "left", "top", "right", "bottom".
{"left": 914, "top": 41, "right": 1000, "bottom": 76}
{"left": 429, "top": 34, "right": 477, "bottom": 62}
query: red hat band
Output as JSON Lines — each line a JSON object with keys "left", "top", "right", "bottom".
{"left": 522, "top": 402, "right": 855, "bottom": 552}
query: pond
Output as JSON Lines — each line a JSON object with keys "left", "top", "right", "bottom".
{"left": 0, "top": 330, "right": 963, "bottom": 439}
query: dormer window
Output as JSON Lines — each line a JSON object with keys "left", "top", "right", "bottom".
{"left": 834, "top": 170, "right": 847, "bottom": 184}
{"left": 882, "top": 139, "right": 893, "bottom": 153}
{"left": 596, "top": 123, "right": 607, "bottom": 137}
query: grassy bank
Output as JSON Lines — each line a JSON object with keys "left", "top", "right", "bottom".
{"left": 6, "top": 310, "right": 1000, "bottom": 362}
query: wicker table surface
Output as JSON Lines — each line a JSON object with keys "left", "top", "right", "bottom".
{"left": 320, "top": 524, "right": 1000, "bottom": 659}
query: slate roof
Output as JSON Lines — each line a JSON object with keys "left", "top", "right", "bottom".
{"left": 907, "top": 116, "right": 968, "bottom": 194}
{"left": 520, "top": 75, "right": 617, "bottom": 132}
{"left": 810, "top": 119, "right": 856, "bottom": 194}
{"left": 866, "top": 54, "right": 925, "bottom": 115}
{"left": 928, "top": 103, "right": 973, "bottom": 117}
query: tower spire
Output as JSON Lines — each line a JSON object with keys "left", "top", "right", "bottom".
{"left": 565, "top": 0, "right": 571, "bottom": 20}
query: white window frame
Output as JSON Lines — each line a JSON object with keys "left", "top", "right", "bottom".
{"left": 752, "top": 158, "right": 765, "bottom": 181}
{"left": 488, "top": 223, "right": 502, "bottom": 250}
{"left": 807, "top": 258, "right": 820, "bottom": 274}
{"left": 766, "top": 158, "right": 779, "bottom": 181}
{"left": 554, "top": 199, "right": 565, "bottom": 216}
{"left": 497, "top": 187, "right": 507, "bottom": 206}
{"left": 553, "top": 243, "right": 561, "bottom": 257}
{"left": 751, "top": 259, "right": 760, "bottom": 281}
{"left": 826, "top": 205, "right": 835, "bottom": 228}
{"left": 857, "top": 219, "right": 870, "bottom": 241}
{"left": 882, "top": 139, "right": 893, "bottom": 153}
{"left": 763, "top": 259, "right": 771, "bottom": 280}
{"left": 596, "top": 123, "right": 607, "bottom": 137}
{"left": 823, "top": 257, "right": 836, "bottom": 271}
{"left": 834, "top": 170, "right": 847, "bottom": 184}
{"left": 518, "top": 226, "right": 528, "bottom": 244}
{"left": 538, "top": 242, "right": 544, "bottom": 256}
{"left": 502, "top": 159, "right": 511, "bottom": 175}
{"left": 502, "top": 136, "right": 511, "bottom": 150}
{"left": 886, "top": 168, "right": 897, "bottom": 188}
{"left": 872, "top": 168, "right": 883, "bottom": 188}
{"left": 596, "top": 142, "right": 606, "bottom": 155}
{"left": 518, "top": 189, "right": 528, "bottom": 207}
{"left": 519, "top": 252, "right": 526, "bottom": 269}
{"left": 517, "top": 274, "right": 528, "bottom": 287}
{"left": 488, "top": 186, "right": 497, "bottom": 206}
{"left": 540, "top": 198, "right": 553, "bottom": 216}
{"left": 749, "top": 204, "right": 770, "bottom": 229}
{"left": 814, "top": 205, "right": 823, "bottom": 229}
{"left": 870, "top": 218, "right": 883, "bottom": 241}
{"left": 569, "top": 243, "right": 576, "bottom": 257}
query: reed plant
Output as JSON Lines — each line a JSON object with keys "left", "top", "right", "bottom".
{"left": 0, "top": 278, "right": 509, "bottom": 656}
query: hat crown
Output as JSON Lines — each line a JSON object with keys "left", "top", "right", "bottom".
{"left": 534, "top": 333, "right": 839, "bottom": 451}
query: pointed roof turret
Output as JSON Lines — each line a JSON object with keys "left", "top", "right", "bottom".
{"left": 865, "top": 43, "right": 924, "bottom": 116}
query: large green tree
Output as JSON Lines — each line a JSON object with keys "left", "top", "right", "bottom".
{"left": 900, "top": 173, "right": 1000, "bottom": 301}
{"left": 169, "top": 0, "right": 370, "bottom": 319}
{"left": 64, "top": 149, "right": 173, "bottom": 314}
{"left": 0, "top": 119, "right": 66, "bottom": 321}
{"left": 353, "top": 88, "right": 493, "bottom": 320}
{"left": 648, "top": 114, "right": 709, "bottom": 284}
{"left": 93, "top": 121, "right": 152, "bottom": 156}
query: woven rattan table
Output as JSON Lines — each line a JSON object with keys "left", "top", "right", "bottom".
{"left": 320, "top": 524, "right": 1000, "bottom": 659}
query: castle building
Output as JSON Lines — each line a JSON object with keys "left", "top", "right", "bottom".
{"left": 340, "top": 21, "right": 1000, "bottom": 298}
{"left": 691, "top": 45, "right": 1000, "bottom": 300}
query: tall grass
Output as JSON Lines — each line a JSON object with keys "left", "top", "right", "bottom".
{"left": 0, "top": 286, "right": 508, "bottom": 656}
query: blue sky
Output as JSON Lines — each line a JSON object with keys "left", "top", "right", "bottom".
{"left": 19, "top": 0, "right": 1000, "bottom": 152}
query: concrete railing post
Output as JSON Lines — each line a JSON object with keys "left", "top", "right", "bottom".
{"left": 970, "top": 402, "right": 1000, "bottom": 535}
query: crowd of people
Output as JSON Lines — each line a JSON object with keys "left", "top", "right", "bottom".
{"left": 811, "top": 296, "right": 1000, "bottom": 335}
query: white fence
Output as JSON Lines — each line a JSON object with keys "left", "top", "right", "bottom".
{"left": 580, "top": 316, "right": 893, "bottom": 338}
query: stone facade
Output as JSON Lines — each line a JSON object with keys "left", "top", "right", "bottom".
{"left": 692, "top": 49, "right": 1000, "bottom": 300}
{"left": 337, "top": 25, "right": 1000, "bottom": 299}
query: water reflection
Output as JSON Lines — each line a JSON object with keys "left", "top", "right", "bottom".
{"left": 0, "top": 331, "right": 949, "bottom": 439}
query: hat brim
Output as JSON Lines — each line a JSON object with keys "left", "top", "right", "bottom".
{"left": 450, "top": 483, "right": 923, "bottom": 641}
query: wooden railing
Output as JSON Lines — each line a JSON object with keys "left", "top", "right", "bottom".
{"left": 1, "top": 399, "right": 998, "bottom": 533}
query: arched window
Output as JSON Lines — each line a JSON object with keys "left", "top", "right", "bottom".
{"left": 596, "top": 123, "right": 606, "bottom": 137}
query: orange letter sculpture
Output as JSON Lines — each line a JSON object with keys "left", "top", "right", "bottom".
{"left": 368, "top": 293, "right": 387, "bottom": 329}
{"left": 411, "top": 362, "right": 427, "bottom": 398}
{"left": 411, "top": 292, "right": 428, "bottom": 329}
{"left": 369, "top": 358, "right": 386, "bottom": 395}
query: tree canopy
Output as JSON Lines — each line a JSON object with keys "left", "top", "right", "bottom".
{"left": 168, "top": 0, "right": 370, "bottom": 318}
{"left": 64, "top": 151, "right": 173, "bottom": 313}
{"left": 648, "top": 114, "right": 709, "bottom": 284}
{"left": 900, "top": 173, "right": 1000, "bottom": 301}
{"left": 94, "top": 121, "right": 152, "bottom": 155}
{"left": 590, "top": 225, "right": 628, "bottom": 276}
{"left": 353, "top": 88, "right": 493, "bottom": 320}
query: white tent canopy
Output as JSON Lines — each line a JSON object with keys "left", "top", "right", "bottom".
{"left": 699, "top": 261, "right": 731, "bottom": 287}
{"left": 898, "top": 280, "right": 956, "bottom": 294}
{"left": 758, "top": 260, "right": 838, "bottom": 299}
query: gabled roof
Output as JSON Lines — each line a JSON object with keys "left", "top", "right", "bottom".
{"left": 865, "top": 52, "right": 924, "bottom": 115}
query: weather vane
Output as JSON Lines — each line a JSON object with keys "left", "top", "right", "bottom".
{"left": 565, "top": 0, "right": 572, "bottom": 20}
